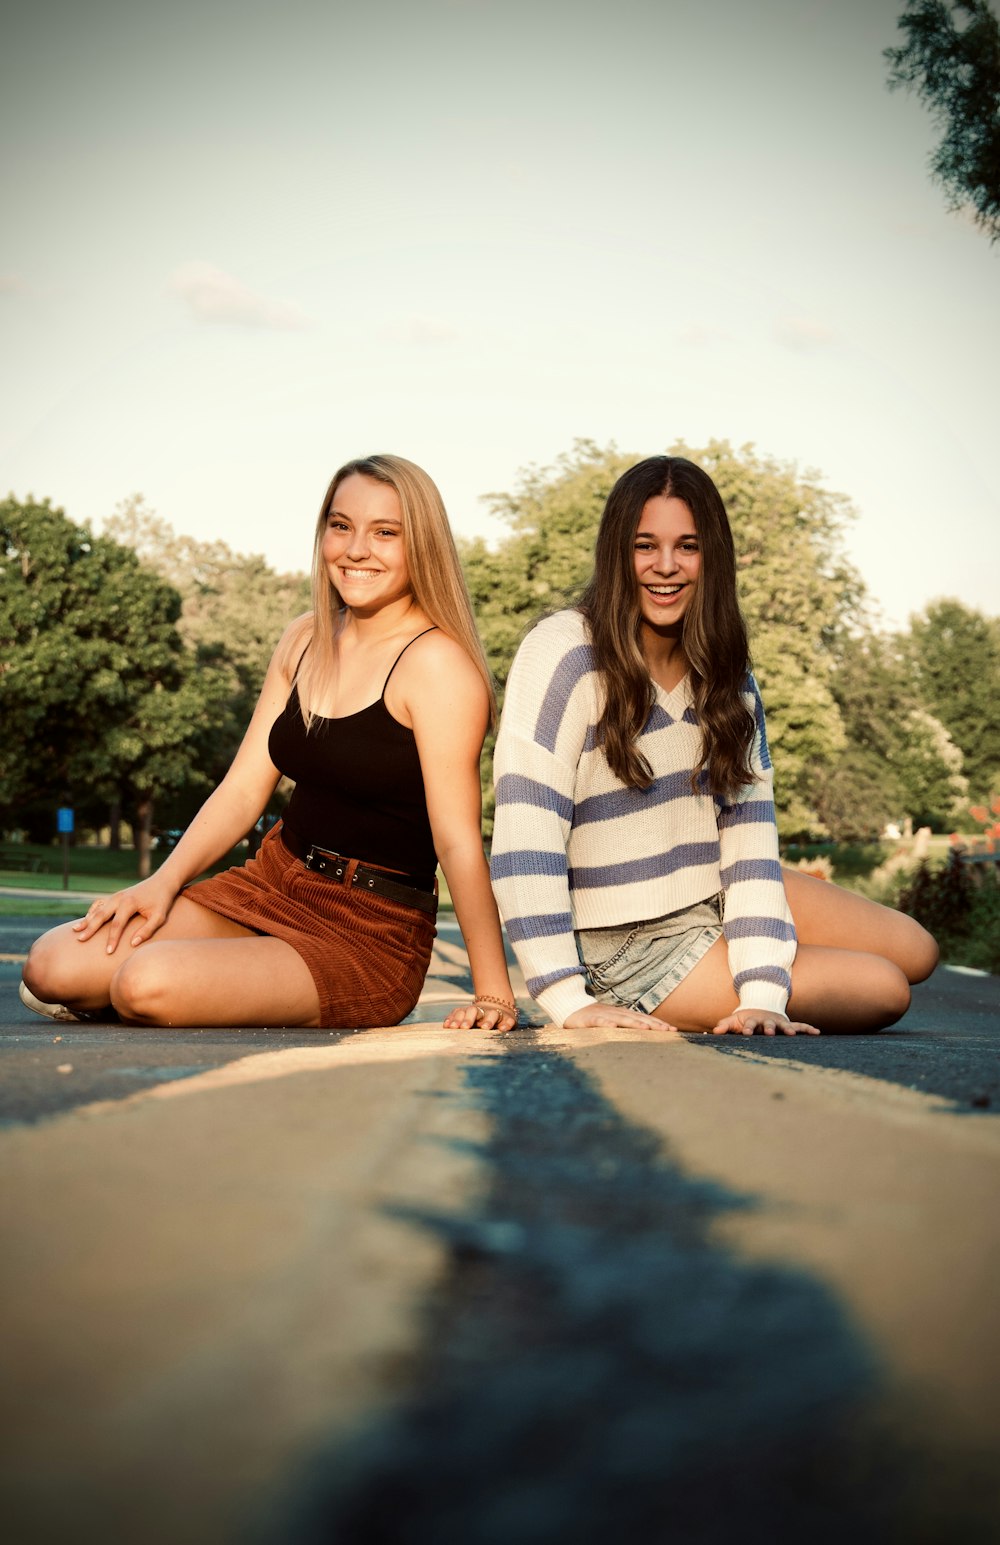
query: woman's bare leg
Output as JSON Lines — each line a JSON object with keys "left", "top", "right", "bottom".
{"left": 108, "top": 936, "right": 321, "bottom": 1027}
{"left": 782, "top": 868, "right": 938, "bottom": 983}
{"left": 649, "top": 870, "right": 938, "bottom": 1033}
{"left": 24, "top": 897, "right": 321, "bottom": 1026}
{"left": 652, "top": 935, "right": 912, "bottom": 1034}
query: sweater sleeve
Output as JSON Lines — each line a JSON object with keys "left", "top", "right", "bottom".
{"left": 716, "top": 676, "right": 797, "bottom": 1016}
{"left": 490, "top": 620, "right": 597, "bottom": 1026}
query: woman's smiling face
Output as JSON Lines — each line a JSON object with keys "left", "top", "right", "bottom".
{"left": 322, "top": 473, "right": 412, "bottom": 612}
{"left": 632, "top": 494, "right": 701, "bottom": 631}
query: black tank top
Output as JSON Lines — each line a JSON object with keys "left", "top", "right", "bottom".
{"left": 267, "top": 629, "right": 438, "bottom": 884}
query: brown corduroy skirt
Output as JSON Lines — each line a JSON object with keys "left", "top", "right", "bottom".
{"left": 186, "top": 825, "right": 437, "bottom": 1028}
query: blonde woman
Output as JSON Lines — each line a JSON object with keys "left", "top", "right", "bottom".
{"left": 22, "top": 456, "right": 518, "bottom": 1032}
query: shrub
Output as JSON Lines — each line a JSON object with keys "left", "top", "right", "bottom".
{"left": 896, "top": 848, "right": 1000, "bottom": 975}
{"left": 897, "top": 848, "right": 973, "bottom": 937}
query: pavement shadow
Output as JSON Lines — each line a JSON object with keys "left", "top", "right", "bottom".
{"left": 261, "top": 1040, "right": 955, "bottom": 1545}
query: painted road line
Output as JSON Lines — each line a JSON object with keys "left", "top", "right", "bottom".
{"left": 555, "top": 1027, "right": 1000, "bottom": 1450}
{"left": 69, "top": 1025, "right": 508, "bottom": 1118}
{"left": 0, "top": 1031, "right": 495, "bottom": 1545}
{"left": 271, "top": 1037, "right": 902, "bottom": 1541}
{"left": 713, "top": 1043, "right": 1000, "bottom": 1130}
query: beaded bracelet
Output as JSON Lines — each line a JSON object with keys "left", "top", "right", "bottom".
{"left": 474, "top": 994, "right": 519, "bottom": 1020}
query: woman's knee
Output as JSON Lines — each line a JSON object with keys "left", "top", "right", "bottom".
{"left": 110, "top": 952, "right": 174, "bottom": 1024}
{"left": 23, "top": 926, "right": 84, "bottom": 1003}
{"left": 897, "top": 914, "right": 939, "bottom": 983}
{"left": 791, "top": 948, "right": 911, "bottom": 1032}
{"left": 868, "top": 958, "right": 912, "bottom": 1029}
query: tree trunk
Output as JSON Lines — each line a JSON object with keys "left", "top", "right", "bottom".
{"left": 136, "top": 797, "right": 154, "bottom": 880}
{"left": 108, "top": 798, "right": 122, "bottom": 852}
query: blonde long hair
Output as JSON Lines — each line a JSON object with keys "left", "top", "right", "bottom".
{"left": 282, "top": 454, "right": 495, "bottom": 728}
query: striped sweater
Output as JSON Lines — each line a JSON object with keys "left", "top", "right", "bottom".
{"left": 490, "top": 610, "right": 796, "bottom": 1026}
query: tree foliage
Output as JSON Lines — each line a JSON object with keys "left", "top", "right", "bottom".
{"left": 464, "top": 441, "right": 636, "bottom": 690}
{"left": 0, "top": 497, "right": 200, "bottom": 863}
{"left": 1, "top": 494, "right": 313, "bottom": 867}
{"left": 886, "top": 0, "right": 1000, "bottom": 241}
{"left": 103, "top": 496, "right": 310, "bottom": 794}
{"left": 906, "top": 597, "right": 1000, "bottom": 800}
{"left": 686, "top": 442, "right": 861, "bottom": 837}
{"left": 817, "top": 630, "right": 968, "bottom": 836}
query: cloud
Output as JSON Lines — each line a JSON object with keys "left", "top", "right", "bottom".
{"left": 773, "top": 316, "right": 837, "bottom": 352}
{"left": 382, "top": 314, "right": 459, "bottom": 346}
{"left": 168, "top": 262, "right": 310, "bottom": 329}
{"left": 676, "top": 324, "right": 728, "bottom": 347}
{"left": 0, "top": 274, "right": 25, "bottom": 294}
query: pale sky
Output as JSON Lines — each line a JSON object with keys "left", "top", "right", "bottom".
{"left": 2, "top": 0, "right": 997, "bottom": 629}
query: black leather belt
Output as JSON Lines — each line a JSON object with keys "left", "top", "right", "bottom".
{"left": 278, "top": 826, "right": 437, "bottom": 915}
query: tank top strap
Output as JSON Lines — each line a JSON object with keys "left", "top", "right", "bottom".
{"left": 381, "top": 627, "right": 438, "bottom": 697}
{"left": 291, "top": 639, "right": 310, "bottom": 684}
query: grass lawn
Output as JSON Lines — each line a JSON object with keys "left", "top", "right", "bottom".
{"left": 0, "top": 872, "right": 125, "bottom": 895}
{"left": 0, "top": 896, "right": 86, "bottom": 917}
{"left": 0, "top": 841, "right": 248, "bottom": 892}
{"left": 0, "top": 841, "right": 247, "bottom": 913}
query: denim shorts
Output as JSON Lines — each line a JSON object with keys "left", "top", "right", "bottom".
{"left": 575, "top": 895, "right": 724, "bottom": 1015}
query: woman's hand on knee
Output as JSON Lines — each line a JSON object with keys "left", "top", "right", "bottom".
{"left": 71, "top": 877, "right": 178, "bottom": 955}
{"left": 712, "top": 1007, "right": 820, "bottom": 1037}
{"left": 564, "top": 1003, "right": 676, "bottom": 1032}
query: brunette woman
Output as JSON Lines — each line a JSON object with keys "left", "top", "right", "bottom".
{"left": 22, "top": 455, "right": 517, "bottom": 1031}
{"left": 490, "top": 455, "right": 937, "bottom": 1035}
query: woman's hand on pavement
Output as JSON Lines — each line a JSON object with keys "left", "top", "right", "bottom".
{"left": 444, "top": 995, "right": 519, "bottom": 1032}
{"left": 563, "top": 1004, "right": 676, "bottom": 1032}
{"left": 711, "top": 1008, "right": 820, "bottom": 1036}
{"left": 71, "top": 877, "right": 180, "bottom": 955}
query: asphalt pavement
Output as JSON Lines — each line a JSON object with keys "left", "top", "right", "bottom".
{"left": 2, "top": 908, "right": 997, "bottom": 1122}
{"left": 2, "top": 910, "right": 999, "bottom": 1544}
{"left": 0, "top": 917, "right": 481, "bottom": 1125}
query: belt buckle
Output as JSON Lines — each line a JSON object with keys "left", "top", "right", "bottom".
{"left": 305, "top": 845, "right": 348, "bottom": 882}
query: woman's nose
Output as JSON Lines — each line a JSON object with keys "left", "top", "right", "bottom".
{"left": 652, "top": 547, "right": 677, "bottom": 574}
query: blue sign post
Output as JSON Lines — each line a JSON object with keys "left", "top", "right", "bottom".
{"left": 57, "top": 807, "right": 74, "bottom": 891}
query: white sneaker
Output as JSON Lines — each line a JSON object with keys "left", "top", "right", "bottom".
{"left": 19, "top": 980, "right": 85, "bottom": 1023}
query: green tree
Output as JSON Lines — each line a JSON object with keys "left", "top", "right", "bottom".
{"left": 462, "top": 443, "right": 636, "bottom": 832}
{"left": 0, "top": 497, "right": 204, "bottom": 873}
{"left": 463, "top": 441, "right": 866, "bottom": 838}
{"left": 686, "top": 441, "right": 861, "bottom": 837}
{"left": 886, "top": 0, "right": 1000, "bottom": 241}
{"left": 816, "top": 632, "right": 908, "bottom": 838}
{"left": 894, "top": 708, "right": 968, "bottom": 828}
{"left": 464, "top": 441, "right": 636, "bottom": 689}
{"left": 906, "top": 597, "right": 1000, "bottom": 801}
{"left": 103, "top": 496, "right": 310, "bottom": 795}
{"left": 818, "top": 630, "right": 967, "bottom": 835}
{"left": 821, "top": 651, "right": 967, "bottom": 840}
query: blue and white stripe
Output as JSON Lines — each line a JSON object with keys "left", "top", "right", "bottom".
{"left": 491, "top": 610, "right": 796, "bottom": 1025}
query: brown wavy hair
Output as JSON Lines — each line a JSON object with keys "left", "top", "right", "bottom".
{"left": 577, "top": 456, "right": 756, "bottom": 801}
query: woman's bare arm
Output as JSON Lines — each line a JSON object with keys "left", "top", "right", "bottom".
{"left": 72, "top": 616, "right": 308, "bottom": 953}
{"left": 401, "top": 633, "right": 517, "bottom": 1031}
